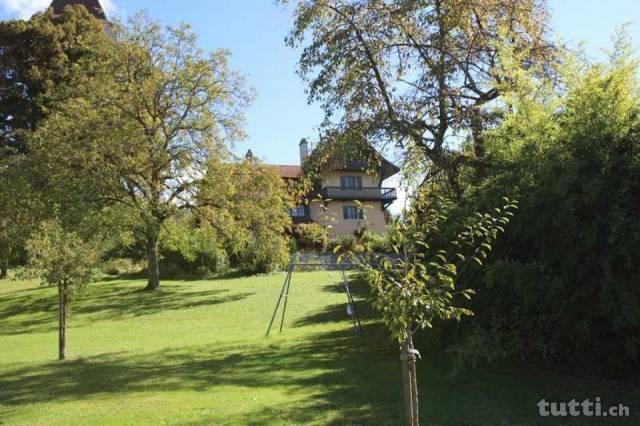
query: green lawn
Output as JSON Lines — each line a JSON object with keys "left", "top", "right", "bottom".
{"left": 0, "top": 272, "right": 638, "bottom": 425}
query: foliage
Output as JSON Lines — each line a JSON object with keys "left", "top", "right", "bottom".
{"left": 294, "top": 223, "right": 329, "bottom": 251}
{"left": 28, "top": 13, "right": 252, "bottom": 289}
{"left": 101, "top": 258, "right": 145, "bottom": 276}
{"left": 283, "top": 0, "right": 554, "bottom": 188}
{"left": 24, "top": 220, "right": 99, "bottom": 293}
{"left": 159, "top": 214, "right": 229, "bottom": 277}
{"left": 0, "top": 7, "right": 112, "bottom": 276}
{"left": 237, "top": 230, "right": 291, "bottom": 274}
{"left": 361, "top": 194, "right": 517, "bottom": 344}
{"left": 199, "top": 159, "right": 293, "bottom": 274}
{"left": 450, "top": 33, "right": 640, "bottom": 376}
{"left": 0, "top": 6, "right": 110, "bottom": 157}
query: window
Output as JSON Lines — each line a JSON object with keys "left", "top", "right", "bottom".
{"left": 343, "top": 205, "right": 364, "bottom": 220}
{"left": 340, "top": 176, "right": 363, "bottom": 190}
{"left": 289, "top": 206, "right": 307, "bottom": 218}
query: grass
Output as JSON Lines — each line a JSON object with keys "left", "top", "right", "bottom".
{"left": 0, "top": 272, "right": 638, "bottom": 425}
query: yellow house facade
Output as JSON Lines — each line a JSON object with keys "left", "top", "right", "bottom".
{"left": 267, "top": 139, "right": 399, "bottom": 237}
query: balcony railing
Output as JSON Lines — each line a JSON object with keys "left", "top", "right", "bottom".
{"left": 321, "top": 187, "right": 397, "bottom": 202}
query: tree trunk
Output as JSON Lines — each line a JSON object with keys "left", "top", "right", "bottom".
{"left": 401, "top": 334, "right": 420, "bottom": 426}
{"left": 58, "top": 282, "right": 67, "bottom": 361}
{"left": 1, "top": 248, "right": 10, "bottom": 279}
{"left": 145, "top": 233, "right": 160, "bottom": 290}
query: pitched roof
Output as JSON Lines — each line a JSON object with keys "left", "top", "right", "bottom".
{"left": 266, "top": 165, "right": 302, "bottom": 179}
{"left": 50, "top": 0, "right": 107, "bottom": 20}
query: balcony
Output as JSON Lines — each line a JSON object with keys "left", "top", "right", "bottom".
{"left": 321, "top": 187, "right": 398, "bottom": 203}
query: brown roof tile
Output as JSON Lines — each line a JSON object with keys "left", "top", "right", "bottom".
{"left": 266, "top": 165, "right": 302, "bottom": 179}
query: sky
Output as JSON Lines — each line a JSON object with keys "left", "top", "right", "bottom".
{"left": 1, "top": 0, "right": 639, "bottom": 209}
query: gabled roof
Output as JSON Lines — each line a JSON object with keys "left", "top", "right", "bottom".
{"left": 266, "top": 165, "right": 302, "bottom": 179}
{"left": 50, "top": 0, "right": 107, "bottom": 20}
{"left": 304, "top": 137, "right": 400, "bottom": 181}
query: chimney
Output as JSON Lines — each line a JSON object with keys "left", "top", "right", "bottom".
{"left": 299, "top": 138, "right": 309, "bottom": 164}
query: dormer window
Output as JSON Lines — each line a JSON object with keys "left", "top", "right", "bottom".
{"left": 340, "top": 176, "right": 363, "bottom": 190}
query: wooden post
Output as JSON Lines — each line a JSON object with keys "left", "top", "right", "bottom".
{"left": 401, "top": 333, "right": 420, "bottom": 425}
{"left": 58, "top": 282, "right": 67, "bottom": 360}
{"left": 401, "top": 342, "right": 414, "bottom": 426}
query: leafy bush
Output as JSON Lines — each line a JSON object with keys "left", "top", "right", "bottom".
{"left": 450, "top": 41, "right": 640, "bottom": 376}
{"left": 158, "top": 261, "right": 187, "bottom": 279}
{"left": 327, "top": 235, "right": 358, "bottom": 254}
{"left": 294, "top": 223, "right": 329, "bottom": 251}
{"left": 159, "top": 216, "right": 229, "bottom": 276}
{"left": 356, "top": 228, "right": 389, "bottom": 253}
{"left": 101, "top": 258, "right": 144, "bottom": 276}
{"left": 237, "top": 231, "right": 290, "bottom": 274}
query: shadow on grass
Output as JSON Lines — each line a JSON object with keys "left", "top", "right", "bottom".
{"left": 0, "top": 280, "right": 254, "bottom": 336}
{"left": 3, "top": 326, "right": 638, "bottom": 425}
{"left": 291, "top": 276, "right": 378, "bottom": 331}
{"left": 0, "top": 329, "right": 402, "bottom": 425}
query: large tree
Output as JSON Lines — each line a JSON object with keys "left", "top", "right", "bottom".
{"left": 0, "top": 7, "right": 109, "bottom": 157}
{"left": 0, "top": 7, "right": 112, "bottom": 277}
{"left": 283, "top": 0, "right": 553, "bottom": 189}
{"left": 30, "top": 14, "right": 251, "bottom": 290}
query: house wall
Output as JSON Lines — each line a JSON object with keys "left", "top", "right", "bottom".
{"left": 309, "top": 200, "right": 387, "bottom": 236}
{"left": 321, "top": 171, "right": 381, "bottom": 187}
{"left": 306, "top": 171, "right": 387, "bottom": 236}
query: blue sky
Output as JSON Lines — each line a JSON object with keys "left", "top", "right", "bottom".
{"left": 1, "top": 0, "right": 639, "bottom": 168}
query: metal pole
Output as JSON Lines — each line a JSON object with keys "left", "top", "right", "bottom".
{"left": 341, "top": 267, "right": 362, "bottom": 335}
{"left": 266, "top": 265, "right": 292, "bottom": 337}
{"left": 279, "top": 264, "right": 294, "bottom": 333}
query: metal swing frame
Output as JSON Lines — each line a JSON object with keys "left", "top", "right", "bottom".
{"left": 265, "top": 263, "right": 363, "bottom": 337}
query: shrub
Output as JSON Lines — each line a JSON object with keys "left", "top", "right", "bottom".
{"left": 101, "top": 258, "right": 143, "bottom": 276}
{"left": 328, "top": 235, "right": 357, "bottom": 253}
{"left": 238, "top": 231, "right": 290, "bottom": 274}
{"left": 356, "top": 228, "right": 389, "bottom": 253}
{"left": 159, "top": 216, "right": 229, "bottom": 276}
{"left": 294, "top": 223, "right": 329, "bottom": 251}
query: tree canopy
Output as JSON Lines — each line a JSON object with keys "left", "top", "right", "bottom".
{"left": 283, "top": 0, "right": 553, "bottom": 188}
{"left": 29, "top": 13, "right": 252, "bottom": 289}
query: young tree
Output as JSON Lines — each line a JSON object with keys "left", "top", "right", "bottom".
{"left": 353, "top": 193, "right": 517, "bottom": 425}
{"left": 25, "top": 221, "right": 99, "bottom": 360}
{"left": 30, "top": 14, "right": 252, "bottom": 290}
{"left": 283, "top": 0, "right": 553, "bottom": 189}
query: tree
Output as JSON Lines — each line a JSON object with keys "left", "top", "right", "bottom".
{"left": 0, "top": 7, "right": 112, "bottom": 275}
{"left": 198, "top": 158, "right": 293, "bottom": 274}
{"left": 25, "top": 220, "right": 99, "bottom": 360}
{"left": 447, "top": 31, "right": 640, "bottom": 376}
{"left": 283, "top": 0, "right": 553, "bottom": 190}
{"left": 0, "top": 6, "right": 110, "bottom": 157}
{"left": 0, "top": 164, "right": 46, "bottom": 279}
{"left": 29, "top": 14, "right": 252, "bottom": 290}
{"left": 350, "top": 193, "right": 516, "bottom": 425}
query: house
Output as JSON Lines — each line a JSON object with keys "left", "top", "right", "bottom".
{"left": 264, "top": 139, "right": 399, "bottom": 236}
